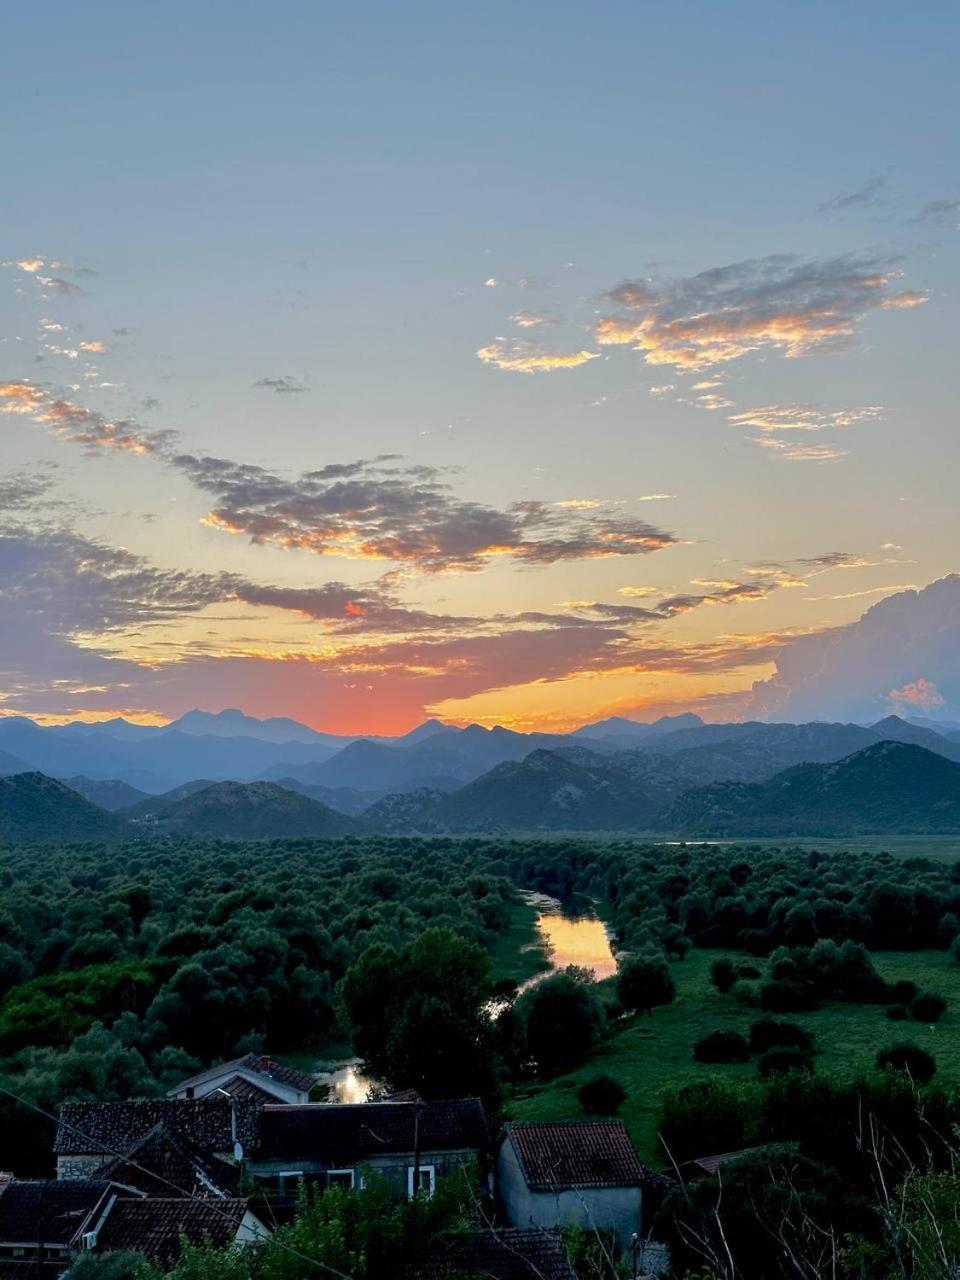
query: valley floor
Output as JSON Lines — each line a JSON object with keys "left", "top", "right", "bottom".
{"left": 505, "top": 945, "right": 960, "bottom": 1164}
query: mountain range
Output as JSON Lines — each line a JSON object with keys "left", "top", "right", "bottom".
{"left": 2, "top": 712, "right": 960, "bottom": 842}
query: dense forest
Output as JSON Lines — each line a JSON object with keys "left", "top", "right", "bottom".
{"left": 6, "top": 833, "right": 960, "bottom": 1275}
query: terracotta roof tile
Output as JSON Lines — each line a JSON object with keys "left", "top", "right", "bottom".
{"left": 92, "top": 1123, "right": 239, "bottom": 1197}
{"left": 96, "top": 1197, "right": 252, "bottom": 1265}
{"left": 412, "top": 1228, "right": 576, "bottom": 1280}
{"left": 54, "top": 1098, "right": 259, "bottom": 1158}
{"left": 506, "top": 1121, "right": 646, "bottom": 1191}
{"left": 0, "top": 1179, "right": 113, "bottom": 1245}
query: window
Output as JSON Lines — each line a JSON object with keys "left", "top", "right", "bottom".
{"left": 276, "top": 1170, "right": 303, "bottom": 1199}
{"left": 407, "top": 1164, "right": 436, "bottom": 1198}
{"left": 327, "top": 1169, "right": 355, "bottom": 1190}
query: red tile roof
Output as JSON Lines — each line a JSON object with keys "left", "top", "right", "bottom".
{"left": 505, "top": 1121, "right": 646, "bottom": 1191}
{"left": 95, "top": 1197, "right": 255, "bottom": 1265}
{"left": 258, "top": 1099, "right": 488, "bottom": 1164}
{"left": 412, "top": 1228, "right": 576, "bottom": 1280}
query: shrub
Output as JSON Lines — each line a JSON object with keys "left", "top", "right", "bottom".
{"left": 693, "top": 1030, "right": 751, "bottom": 1064}
{"left": 758, "top": 1048, "right": 814, "bottom": 1078}
{"left": 748, "top": 1018, "right": 813, "bottom": 1055}
{"left": 911, "top": 992, "right": 947, "bottom": 1023}
{"left": 617, "top": 951, "right": 675, "bottom": 1013}
{"left": 891, "top": 979, "right": 919, "bottom": 1005}
{"left": 736, "top": 962, "right": 762, "bottom": 980}
{"left": 577, "top": 1074, "right": 627, "bottom": 1114}
{"left": 886, "top": 1004, "right": 909, "bottom": 1021}
{"left": 517, "top": 966, "right": 606, "bottom": 1077}
{"left": 730, "top": 979, "right": 761, "bottom": 1007}
{"left": 760, "top": 980, "right": 816, "bottom": 1013}
{"left": 710, "top": 958, "right": 736, "bottom": 994}
{"left": 876, "top": 1043, "right": 937, "bottom": 1085}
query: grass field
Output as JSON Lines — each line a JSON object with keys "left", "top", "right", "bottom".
{"left": 504, "top": 945, "right": 960, "bottom": 1166}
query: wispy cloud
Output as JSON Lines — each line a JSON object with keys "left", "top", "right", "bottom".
{"left": 253, "top": 375, "right": 308, "bottom": 393}
{"left": 730, "top": 403, "right": 883, "bottom": 433}
{"left": 751, "top": 437, "right": 848, "bottom": 463}
{"left": 818, "top": 176, "right": 885, "bottom": 214}
{"left": 476, "top": 340, "right": 600, "bottom": 374}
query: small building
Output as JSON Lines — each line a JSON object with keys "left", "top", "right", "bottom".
{"left": 92, "top": 1196, "right": 268, "bottom": 1267}
{"left": 54, "top": 1098, "right": 260, "bottom": 1180}
{"left": 0, "top": 1179, "right": 119, "bottom": 1273}
{"left": 168, "top": 1054, "right": 314, "bottom": 1106}
{"left": 675, "top": 1144, "right": 788, "bottom": 1184}
{"left": 497, "top": 1121, "right": 655, "bottom": 1249}
{"left": 250, "top": 1098, "right": 489, "bottom": 1202}
{"left": 411, "top": 1227, "right": 576, "bottom": 1280}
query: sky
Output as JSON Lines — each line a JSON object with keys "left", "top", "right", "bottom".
{"left": 2, "top": 1, "right": 959, "bottom": 733}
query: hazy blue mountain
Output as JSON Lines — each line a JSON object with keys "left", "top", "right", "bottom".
{"left": 660, "top": 742, "right": 960, "bottom": 836}
{"left": 129, "top": 780, "right": 361, "bottom": 839}
{"left": 0, "top": 747, "right": 31, "bottom": 776}
{"left": 165, "top": 707, "right": 362, "bottom": 746}
{"left": 56, "top": 717, "right": 162, "bottom": 742}
{"left": 0, "top": 774, "right": 128, "bottom": 844}
{"left": 573, "top": 712, "right": 704, "bottom": 741}
{"left": 61, "top": 776, "right": 151, "bottom": 811}
{"left": 391, "top": 719, "right": 459, "bottom": 747}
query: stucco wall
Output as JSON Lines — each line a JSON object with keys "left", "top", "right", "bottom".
{"left": 496, "top": 1136, "right": 643, "bottom": 1249}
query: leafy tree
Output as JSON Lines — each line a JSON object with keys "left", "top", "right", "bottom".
{"left": 616, "top": 950, "right": 675, "bottom": 1013}
{"left": 748, "top": 1019, "right": 813, "bottom": 1055}
{"left": 709, "top": 957, "right": 736, "bottom": 994}
{"left": 515, "top": 966, "right": 605, "bottom": 1077}
{"left": 338, "top": 926, "right": 495, "bottom": 1097}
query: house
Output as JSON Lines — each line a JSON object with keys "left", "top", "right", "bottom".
{"left": 675, "top": 1144, "right": 791, "bottom": 1183}
{"left": 497, "top": 1121, "right": 657, "bottom": 1249}
{"left": 90, "top": 1121, "right": 240, "bottom": 1198}
{"left": 0, "top": 1179, "right": 119, "bottom": 1273}
{"left": 92, "top": 1197, "right": 268, "bottom": 1267}
{"left": 168, "top": 1053, "right": 314, "bottom": 1106}
{"left": 0, "top": 1178, "right": 267, "bottom": 1273}
{"left": 411, "top": 1227, "right": 577, "bottom": 1280}
{"left": 249, "top": 1098, "right": 489, "bottom": 1201}
{"left": 54, "top": 1097, "right": 260, "bottom": 1180}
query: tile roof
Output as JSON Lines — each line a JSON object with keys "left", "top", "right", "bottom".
{"left": 92, "top": 1123, "right": 240, "bottom": 1197}
{"left": 174, "top": 1054, "right": 313, "bottom": 1095}
{"left": 216, "top": 1073, "right": 289, "bottom": 1106}
{"left": 0, "top": 1179, "right": 113, "bottom": 1245}
{"left": 257, "top": 1099, "right": 488, "bottom": 1164}
{"left": 682, "top": 1145, "right": 779, "bottom": 1177}
{"left": 412, "top": 1228, "right": 577, "bottom": 1280}
{"left": 95, "top": 1197, "right": 253, "bottom": 1265}
{"left": 54, "top": 1098, "right": 260, "bottom": 1158}
{"left": 505, "top": 1121, "right": 646, "bottom": 1191}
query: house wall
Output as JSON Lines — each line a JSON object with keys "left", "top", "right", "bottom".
{"left": 248, "top": 1146, "right": 481, "bottom": 1197}
{"left": 236, "top": 1210, "right": 270, "bottom": 1246}
{"left": 496, "top": 1137, "right": 643, "bottom": 1249}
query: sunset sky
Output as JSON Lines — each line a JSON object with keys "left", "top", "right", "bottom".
{"left": 2, "top": 2, "right": 958, "bottom": 733}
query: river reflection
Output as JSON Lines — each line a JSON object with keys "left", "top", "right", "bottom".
{"left": 518, "top": 892, "right": 617, "bottom": 993}
{"left": 314, "top": 1059, "right": 378, "bottom": 1103}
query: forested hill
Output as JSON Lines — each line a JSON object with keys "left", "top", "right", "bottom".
{"left": 0, "top": 772, "right": 129, "bottom": 844}
{"left": 662, "top": 741, "right": 960, "bottom": 836}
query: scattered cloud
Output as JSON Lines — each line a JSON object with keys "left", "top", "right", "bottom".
{"left": 730, "top": 403, "right": 883, "bottom": 433}
{"left": 593, "top": 253, "right": 926, "bottom": 371}
{"left": 510, "top": 311, "right": 551, "bottom": 328}
{"left": 476, "top": 340, "right": 600, "bottom": 374}
{"left": 818, "top": 176, "right": 885, "bottom": 214}
{"left": 888, "top": 676, "right": 945, "bottom": 709}
{"left": 253, "top": 376, "right": 308, "bottom": 394}
{"left": 751, "top": 438, "right": 848, "bottom": 463}
{"left": 172, "top": 453, "right": 678, "bottom": 572}
{"left": 637, "top": 493, "right": 674, "bottom": 502}
{"left": 0, "top": 381, "right": 171, "bottom": 454}
{"left": 910, "top": 199, "right": 959, "bottom": 226}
